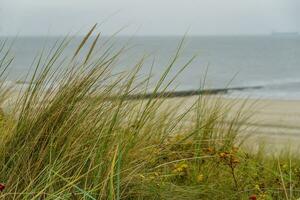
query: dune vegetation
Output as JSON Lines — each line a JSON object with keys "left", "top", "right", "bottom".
{"left": 0, "top": 26, "right": 299, "bottom": 200}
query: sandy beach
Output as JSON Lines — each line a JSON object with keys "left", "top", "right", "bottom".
{"left": 223, "top": 97, "right": 300, "bottom": 153}
{"left": 165, "top": 96, "right": 300, "bottom": 153}
{"left": 5, "top": 92, "right": 300, "bottom": 153}
{"left": 236, "top": 98, "right": 300, "bottom": 153}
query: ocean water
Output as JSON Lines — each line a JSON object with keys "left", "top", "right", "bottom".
{"left": 1, "top": 35, "right": 300, "bottom": 100}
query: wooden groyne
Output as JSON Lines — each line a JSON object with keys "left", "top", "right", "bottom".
{"left": 126, "top": 85, "right": 263, "bottom": 99}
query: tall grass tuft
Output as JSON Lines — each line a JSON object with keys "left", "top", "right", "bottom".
{"left": 0, "top": 26, "right": 298, "bottom": 199}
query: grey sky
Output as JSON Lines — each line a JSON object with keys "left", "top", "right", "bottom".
{"left": 0, "top": 0, "right": 299, "bottom": 36}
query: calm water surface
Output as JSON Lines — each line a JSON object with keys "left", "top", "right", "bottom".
{"left": 2, "top": 35, "right": 300, "bottom": 99}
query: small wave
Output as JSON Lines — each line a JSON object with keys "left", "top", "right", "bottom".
{"left": 243, "top": 78, "right": 300, "bottom": 88}
{"left": 226, "top": 90, "right": 300, "bottom": 100}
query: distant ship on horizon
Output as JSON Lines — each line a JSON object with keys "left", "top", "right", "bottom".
{"left": 271, "top": 31, "right": 299, "bottom": 36}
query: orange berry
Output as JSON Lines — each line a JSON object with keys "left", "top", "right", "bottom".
{"left": 231, "top": 158, "right": 240, "bottom": 164}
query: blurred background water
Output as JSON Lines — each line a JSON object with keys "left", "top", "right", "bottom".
{"left": 1, "top": 35, "right": 300, "bottom": 100}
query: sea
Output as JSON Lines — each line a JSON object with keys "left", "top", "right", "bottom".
{"left": 1, "top": 35, "right": 300, "bottom": 100}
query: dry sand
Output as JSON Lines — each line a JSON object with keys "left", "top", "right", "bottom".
{"left": 4, "top": 92, "right": 300, "bottom": 153}
{"left": 166, "top": 96, "right": 300, "bottom": 153}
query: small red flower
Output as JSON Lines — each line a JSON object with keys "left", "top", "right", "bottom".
{"left": 0, "top": 183, "right": 5, "bottom": 192}
{"left": 249, "top": 194, "right": 257, "bottom": 200}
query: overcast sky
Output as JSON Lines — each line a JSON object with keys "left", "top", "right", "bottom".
{"left": 0, "top": 0, "right": 299, "bottom": 36}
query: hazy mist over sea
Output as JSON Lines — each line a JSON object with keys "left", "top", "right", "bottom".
{"left": 1, "top": 0, "right": 300, "bottom": 99}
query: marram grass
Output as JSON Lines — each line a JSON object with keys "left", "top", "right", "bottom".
{"left": 0, "top": 26, "right": 299, "bottom": 200}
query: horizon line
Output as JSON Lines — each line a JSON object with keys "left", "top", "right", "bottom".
{"left": 0, "top": 33, "right": 283, "bottom": 37}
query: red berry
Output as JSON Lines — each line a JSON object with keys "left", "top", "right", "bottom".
{"left": 0, "top": 183, "right": 5, "bottom": 192}
{"left": 249, "top": 194, "right": 257, "bottom": 200}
